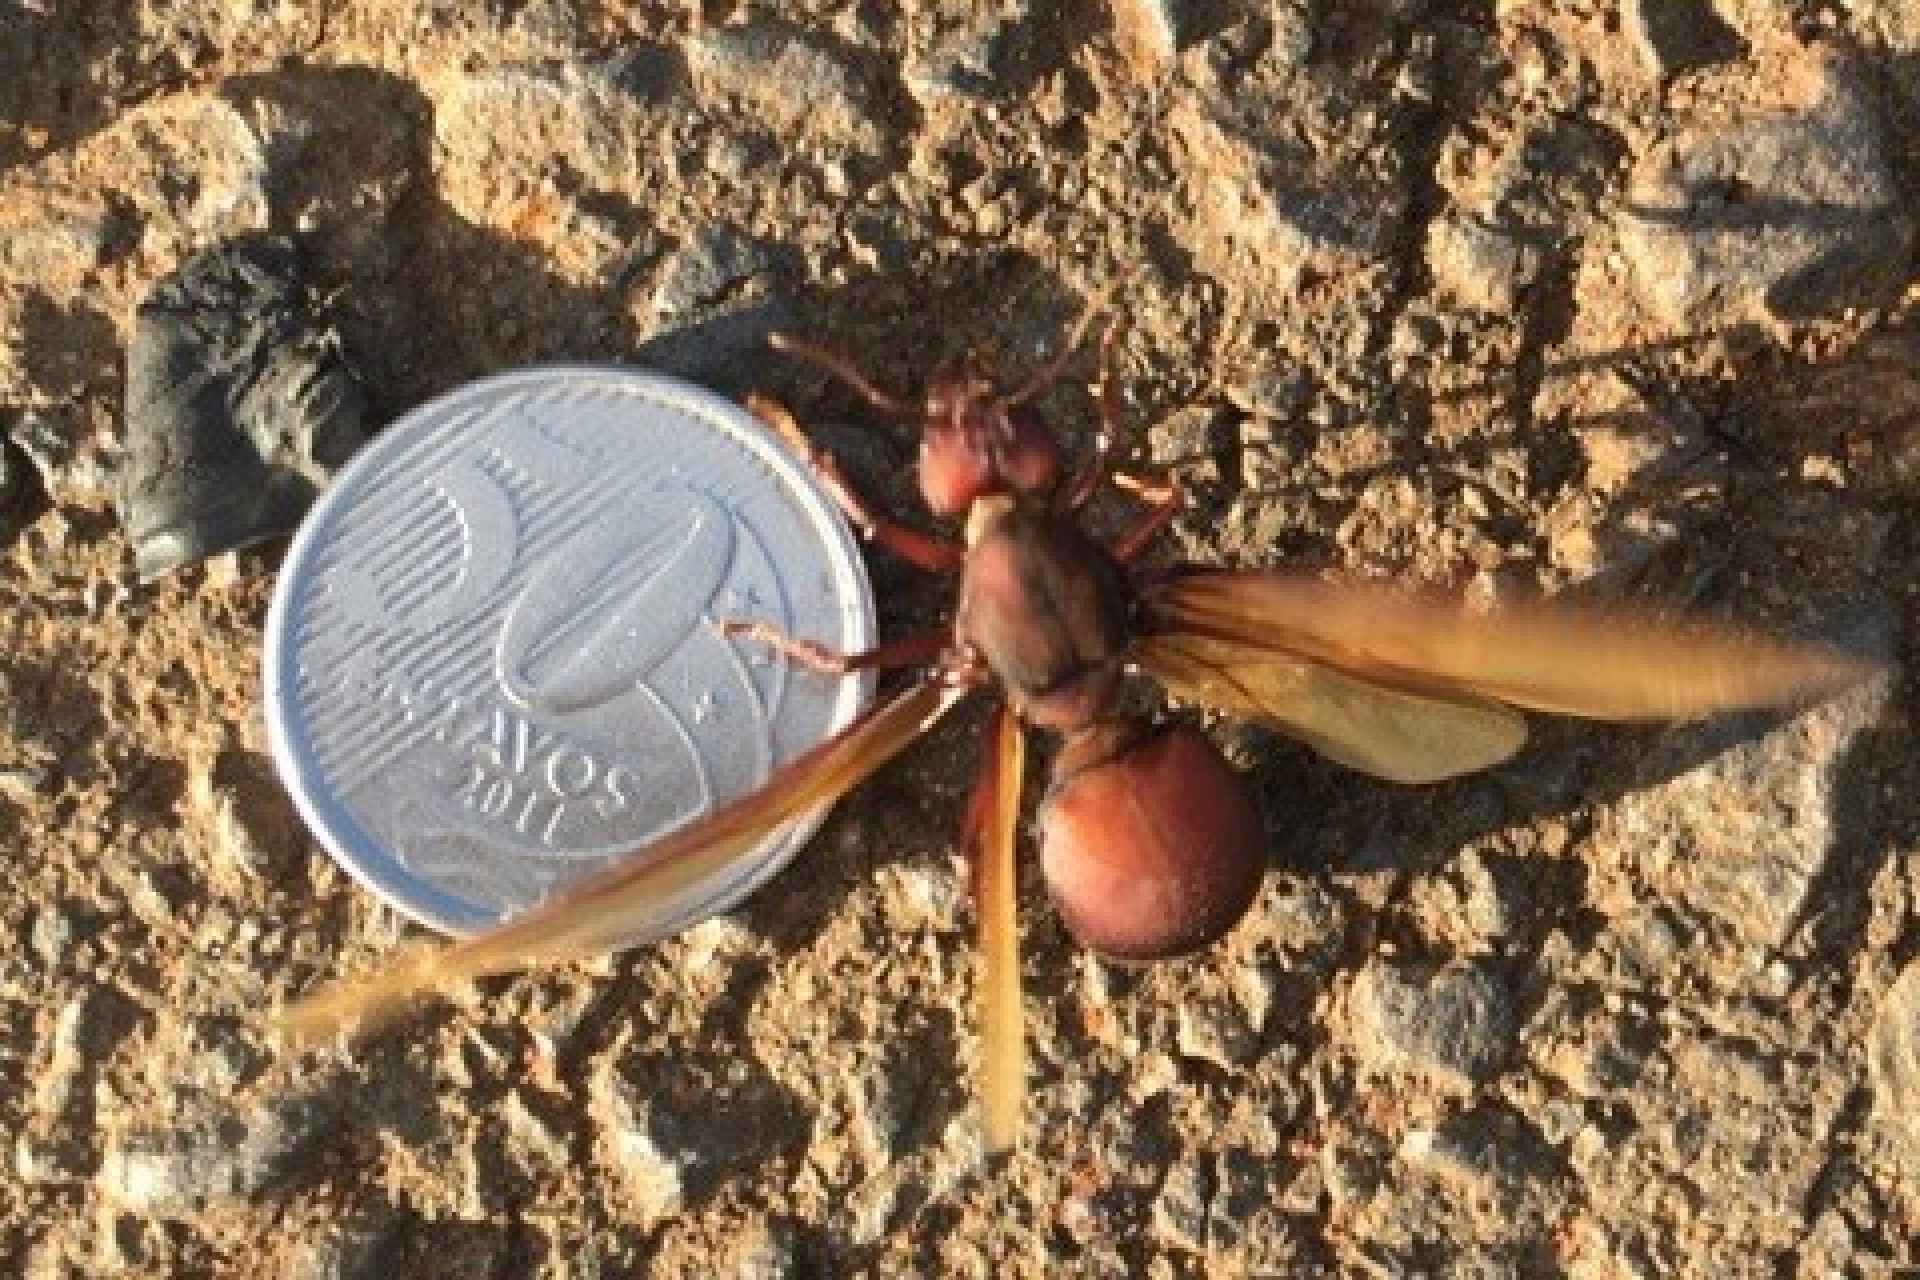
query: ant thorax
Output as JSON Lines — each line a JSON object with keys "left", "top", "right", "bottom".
{"left": 956, "top": 499, "right": 1130, "bottom": 733}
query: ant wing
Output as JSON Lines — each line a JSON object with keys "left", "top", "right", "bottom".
{"left": 963, "top": 701, "right": 1026, "bottom": 1155}
{"left": 277, "top": 677, "right": 970, "bottom": 1045}
{"left": 1138, "top": 629, "right": 1527, "bottom": 784}
{"left": 1142, "top": 570, "right": 1876, "bottom": 724}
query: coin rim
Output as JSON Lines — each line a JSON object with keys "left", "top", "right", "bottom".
{"left": 263, "top": 364, "right": 878, "bottom": 938}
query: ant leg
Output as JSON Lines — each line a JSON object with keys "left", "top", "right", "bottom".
{"left": 1108, "top": 471, "right": 1182, "bottom": 565}
{"left": 746, "top": 395, "right": 965, "bottom": 574}
{"left": 1065, "top": 318, "right": 1125, "bottom": 510}
{"left": 768, "top": 333, "right": 909, "bottom": 415}
{"left": 716, "top": 620, "right": 950, "bottom": 675}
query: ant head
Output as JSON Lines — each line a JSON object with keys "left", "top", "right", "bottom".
{"left": 769, "top": 324, "right": 1102, "bottom": 518}
{"left": 916, "top": 358, "right": 1063, "bottom": 516}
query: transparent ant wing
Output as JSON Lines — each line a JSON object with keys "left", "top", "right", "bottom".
{"left": 278, "top": 677, "right": 970, "bottom": 1044}
{"left": 1140, "top": 571, "right": 1875, "bottom": 777}
{"left": 1140, "top": 630, "right": 1527, "bottom": 784}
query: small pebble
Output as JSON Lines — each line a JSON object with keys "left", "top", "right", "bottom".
{"left": 100, "top": 1089, "right": 335, "bottom": 1215}
{"left": 1351, "top": 960, "right": 1516, "bottom": 1085}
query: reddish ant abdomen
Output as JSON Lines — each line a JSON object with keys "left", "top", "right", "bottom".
{"left": 1038, "top": 720, "right": 1266, "bottom": 962}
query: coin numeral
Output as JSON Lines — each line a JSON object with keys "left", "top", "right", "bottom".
{"left": 451, "top": 761, "right": 570, "bottom": 846}
{"left": 444, "top": 704, "right": 636, "bottom": 847}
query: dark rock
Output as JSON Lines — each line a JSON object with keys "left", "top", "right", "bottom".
{"left": 1207, "top": 1146, "right": 1293, "bottom": 1262}
{"left": 379, "top": 1219, "right": 510, "bottom": 1279}
{"left": 1152, "top": 1155, "right": 1212, "bottom": 1250}
{"left": 1227, "top": 365, "right": 1311, "bottom": 421}
{"left": 633, "top": 230, "right": 795, "bottom": 393}
{"left": 905, "top": 12, "right": 1019, "bottom": 104}
{"left": 1427, "top": 215, "right": 1537, "bottom": 314}
{"left": 730, "top": 1224, "right": 801, "bottom": 1280}
{"left": 1623, "top": 0, "right": 1745, "bottom": 77}
{"left": 598, "top": 43, "right": 686, "bottom": 107}
{"left": 588, "top": 1051, "right": 806, "bottom": 1221}
{"left": 100, "top": 1086, "right": 338, "bottom": 1215}
{"left": 1528, "top": 986, "right": 1663, "bottom": 1100}
{"left": 13, "top": 404, "right": 116, "bottom": 502}
{"left": 1598, "top": 652, "right": 1891, "bottom": 949}
{"left": 1176, "top": 991, "right": 1262, "bottom": 1069}
{"left": 286, "top": 1213, "right": 395, "bottom": 1280}
{"left": 22, "top": 986, "right": 140, "bottom": 1182}
{"left": 1148, "top": 1147, "right": 1293, "bottom": 1263}
{"left": 0, "top": 429, "right": 49, "bottom": 545}
{"left": 648, "top": 228, "right": 776, "bottom": 322}
{"left": 1567, "top": 1034, "right": 1839, "bottom": 1260}
{"left": 117, "top": 234, "right": 368, "bottom": 581}
{"left": 687, "top": 24, "right": 878, "bottom": 147}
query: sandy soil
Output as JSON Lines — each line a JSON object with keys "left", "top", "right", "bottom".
{"left": 2, "top": 1, "right": 1918, "bottom": 1275}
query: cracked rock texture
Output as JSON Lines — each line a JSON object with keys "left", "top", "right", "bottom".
{"left": 1, "top": 2, "right": 1917, "bottom": 1275}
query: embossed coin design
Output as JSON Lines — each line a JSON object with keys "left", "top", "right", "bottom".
{"left": 264, "top": 367, "right": 877, "bottom": 940}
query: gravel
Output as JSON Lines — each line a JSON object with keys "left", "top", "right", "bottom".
{"left": 1350, "top": 959, "right": 1518, "bottom": 1086}
{"left": 1, "top": 4, "right": 1915, "bottom": 1275}
{"left": 1619, "top": 46, "right": 1914, "bottom": 331}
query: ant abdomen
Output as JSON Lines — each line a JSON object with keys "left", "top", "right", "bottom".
{"left": 1037, "top": 720, "right": 1265, "bottom": 963}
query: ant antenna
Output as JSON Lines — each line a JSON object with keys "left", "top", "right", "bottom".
{"left": 768, "top": 333, "right": 909, "bottom": 415}
{"left": 1001, "top": 288, "right": 1120, "bottom": 407}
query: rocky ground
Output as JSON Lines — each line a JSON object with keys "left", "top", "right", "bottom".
{"left": 3, "top": 1, "right": 1920, "bottom": 1275}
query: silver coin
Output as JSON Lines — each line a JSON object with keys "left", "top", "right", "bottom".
{"left": 264, "top": 366, "right": 876, "bottom": 941}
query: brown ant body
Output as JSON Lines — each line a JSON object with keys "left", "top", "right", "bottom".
{"left": 283, "top": 316, "right": 1874, "bottom": 1152}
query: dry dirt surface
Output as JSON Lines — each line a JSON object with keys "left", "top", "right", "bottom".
{"left": 4, "top": 1, "right": 1920, "bottom": 1276}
